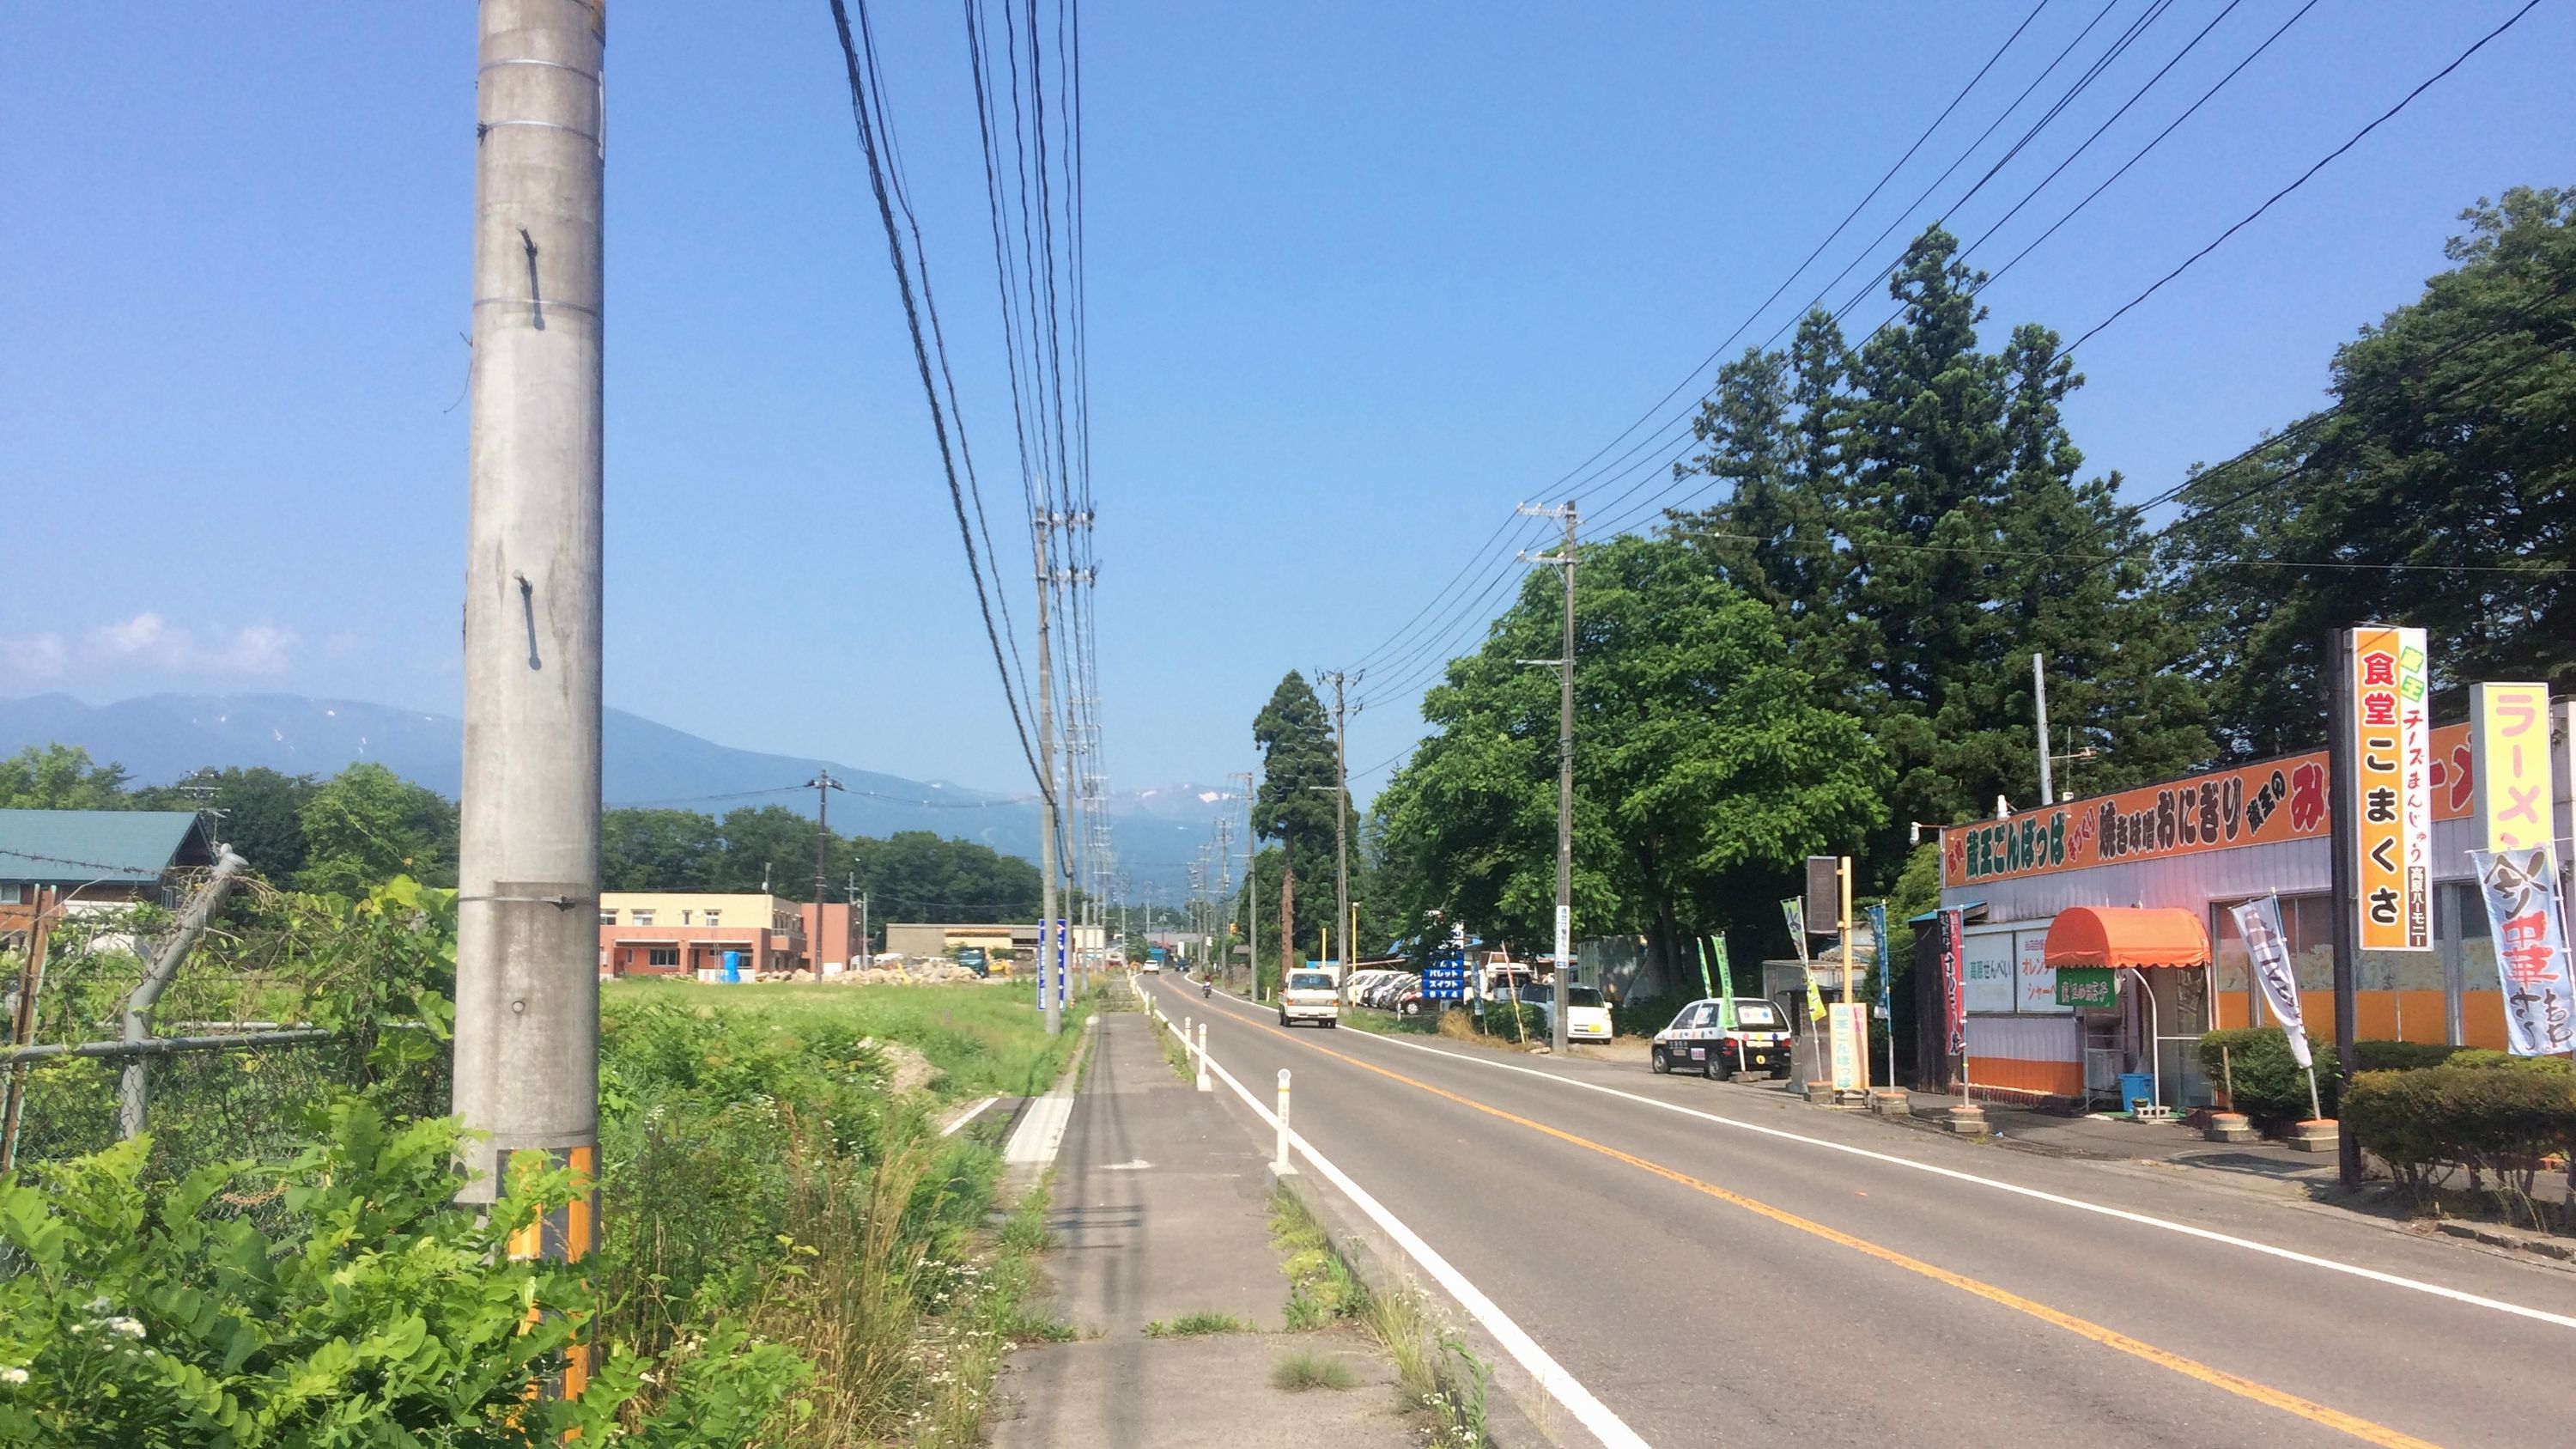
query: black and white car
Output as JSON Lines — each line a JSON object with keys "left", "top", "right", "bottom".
{"left": 1649, "top": 997, "right": 1794, "bottom": 1080}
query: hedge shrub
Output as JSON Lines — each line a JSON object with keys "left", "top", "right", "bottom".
{"left": 2445, "top": 1049, "right": 2575, "bottom": 1075}
{"left": 2342, "top": 1066, "right": 2576, "bottom": 1226}
{"left": 2353, "top": 1040, "right": 2461, "bottom": 1073}
{"left": 2197, "top": 1028, "right": 2339, "bottom": 1121}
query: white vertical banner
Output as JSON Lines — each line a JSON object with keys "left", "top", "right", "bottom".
{"left": 2470, "top": 847, "right": 2576, "bottom": 1057}
{"left": 2230, "top": 894, "right": 2311, "bottom": 1069}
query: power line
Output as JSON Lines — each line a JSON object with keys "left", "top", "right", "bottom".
{"left": 827, "top": 0, "right": 1051, "bottom": 806}
{"left": 1341, "top": 3, "right": 2067, "bottom": 679}
{"left": 2063, "top": 0, "right": 2546, "bottom": 356}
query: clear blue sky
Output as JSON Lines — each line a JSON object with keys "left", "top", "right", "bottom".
{"left": 4, "top": 2, "right": 2567, "bottom": 805}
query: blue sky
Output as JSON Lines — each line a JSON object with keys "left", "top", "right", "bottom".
{"left": 4, "top": 1, "right": 2568, "bottom": 807}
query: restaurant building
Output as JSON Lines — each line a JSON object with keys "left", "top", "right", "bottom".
{"left": 1933, "top": 714, "right": 2572, "bottom": 1111}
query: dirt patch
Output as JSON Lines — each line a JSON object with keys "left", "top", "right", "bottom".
{"left": 827, "top": 963, "right": 987, "bottom": 985}
{"left": 865, "top": 1036, "right": 945, "bottom": 1096}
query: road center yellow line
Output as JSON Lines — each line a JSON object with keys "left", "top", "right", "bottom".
{"left": 1216, "top": 999, "right": 2438, "bottom": 1449}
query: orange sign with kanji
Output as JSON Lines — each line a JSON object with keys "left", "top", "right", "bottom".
{"left": 2348, "top": 626, "right": 2432, "bottom": 952}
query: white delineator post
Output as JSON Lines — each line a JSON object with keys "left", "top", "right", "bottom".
{"left": 1196, "top": 1022, "right": 1212, "bottom": 1092}
{"left": 1274, "top": 1068, "right": 1294, "bottom": 1176}
{"left": 453, "top": 0, "right": 606, "bottom": 1397}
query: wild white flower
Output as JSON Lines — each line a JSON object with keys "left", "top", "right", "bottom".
{"left": 0, "top": 1367, "right": 27, "bottom": 1385}
{"left": 105, "top": 1318, "right": 146, "bottom": 1340}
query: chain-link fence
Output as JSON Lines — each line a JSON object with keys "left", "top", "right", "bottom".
{"left": 1, "top": 1029, "right": 450, "bottom": 1188}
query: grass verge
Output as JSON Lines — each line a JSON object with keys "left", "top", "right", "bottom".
{"left": 1270, "top": 1184, "right": 1491, "bottom": 1446}
{"left": 1271, "top": 1349, "right": 1361, "bottom": 1392}
{"left": 1338, "top": 1007, "right": 1441, "bottom": 1037}
{"left": 910, "top": 1178, "right": 1074, "bottom": 1447}
{"left": 1142, "top": 1311, "right": 1253, "bottom": 1338}
{"left": 1271, "top": 1184, "right": 1368, "bottom": 1330}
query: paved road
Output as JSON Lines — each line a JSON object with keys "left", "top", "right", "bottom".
{"left": 1141, "top": 976, "right": 2576, "bottom": 1449}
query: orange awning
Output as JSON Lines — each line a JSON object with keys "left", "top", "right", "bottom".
{"left": 2043, "top": 906, "right": 2210, "bottom": 971}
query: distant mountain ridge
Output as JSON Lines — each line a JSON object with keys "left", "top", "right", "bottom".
{"left": 0, "top": 692, "right": 1230, "bottom": 886}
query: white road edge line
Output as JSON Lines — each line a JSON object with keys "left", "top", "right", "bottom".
{"left": 1286, "top": 998, "right": 2576, "bottom": 1333}
{"left": 940, "top": 1095, "right": 999, "bottom": 1138}
{"left": 1134, "top": 977, "right": 1649, "bottom": 1449}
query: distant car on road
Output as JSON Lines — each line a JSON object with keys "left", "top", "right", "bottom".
{"left": 1279, "top": 969, "right": 1341, "bottom": 1028}
{"left": 1650, "top": 997, "right": 1793, "bottom": 1080}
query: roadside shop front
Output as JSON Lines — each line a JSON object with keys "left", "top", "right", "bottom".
{"left": 1933, "top": 716, "right": 2573, "bottom": 1110}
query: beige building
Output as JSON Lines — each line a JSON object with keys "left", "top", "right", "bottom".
{"left": 600, "top": 892, "right": 805, "bottom": 977}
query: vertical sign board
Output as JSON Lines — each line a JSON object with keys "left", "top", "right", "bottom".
{"left": 1941, "top": 909, "right": 1967, "bottom": 1056}
{"left": 2347, "top": 627, "right": 2434, "bottom": 952}
{"left": 1804, "top": 857, "right": 1840, "bottom": 932}
{"left": 1827, "top": 1002, "right": 1869, "bottom": 1091}
{"left": 2471, "top": 683, "right": 2553, "bottom": 851}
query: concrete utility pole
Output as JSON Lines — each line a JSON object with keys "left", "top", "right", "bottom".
{"left": 1518, "top": 501, "right": 1577, "bottom": 1054}
{"left": 2326, "top": 630, "right": 2363, "bottom": 1188}
{"left": 807, "top": 770, "right": 843, "bottom": 961}
{"left": 2032, "top": 653, "right": 2055, "bottom": 805}
{"left": 1036, "top": 514, "right": 1061, "bottom": 1035}
{"left": 453, "top": 0, "right": 606, "bottom": 1391}
{"left": 1323, "top": 671, "right": 1354, "bottom": 971}
{"left": 1230, "top": 770, "right": 1257, "bottom": 997}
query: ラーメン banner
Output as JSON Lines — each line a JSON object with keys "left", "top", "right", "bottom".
{"left": 2230, "top": 893, "right": 2312, "bottom": 1069}
{"left": 2471, "top": 682, "right": 2552, "bottom": 851}
{"left": 2470, "top": 846, "right": 2576, "bottom": 1057}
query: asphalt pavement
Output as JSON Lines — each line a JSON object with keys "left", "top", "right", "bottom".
{"left": 1140, "top": 974, "right": 2576, "bottom": 1449}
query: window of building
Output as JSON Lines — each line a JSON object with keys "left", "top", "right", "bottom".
{"left": 704, "top": 910, "right": 721, "bottom": 928}
{"left": 0, "top": 884, "right": 25, "bottom": 905}
{"left": 598, "top": 908, "right": 617, "bottom": 925}
{"left": 647, "top": 947, "right": 679, "bottom": 968}
{"left": 633, "top": 910, "right": 655, "bottom": 927}
{"left": 681, "top": 909, "right": 694, "bottom": 926}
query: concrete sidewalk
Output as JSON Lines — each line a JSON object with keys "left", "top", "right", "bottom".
{"left": 986, "top": 1005, "right": 1417, "bottom": 1449}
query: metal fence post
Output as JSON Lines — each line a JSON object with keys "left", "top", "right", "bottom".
{"left": 120, "top": 849, "right": 248, "bottom": 1141}
{"left": 1274, "top": 1068, "right": 1293, "bottom": 1175}
{"left": 1195, "top": 1022, "right": 1211, "bottom": 1092}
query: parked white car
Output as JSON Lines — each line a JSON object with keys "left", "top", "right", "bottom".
{"left": 1511, "top": 983, "right": 1613, "bottom": 1044}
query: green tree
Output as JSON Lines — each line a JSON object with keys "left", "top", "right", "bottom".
{"left": 1253, "top": 673, "right": 1343, "bottom": 967}
{"left": 133, "top": 766, "right": 319, "bottom": 881}
{"left": 296, "top": 763, "right": 459, "bottom": 896}
{"left": 2166, "top": 186, "right": 2576, "bottom": 757}
{"left": 709, "top": 805, "right": 823, "bottom": 898}
{"left": 602, "top": 807, "right": 726, "bottom": 892}
{"left": 1381, "top": 537, "right": 1887, "bottom": 986}
{"left": 0, "top": 744, "right": 131, "bottom": 810}
{"left": 1674, "top": 228, "right": 2207, "bottom": 886}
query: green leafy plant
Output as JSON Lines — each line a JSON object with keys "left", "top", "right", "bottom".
{"left": 1142, "top": 1312, "right": 1250, "bottom": 1339}
{"left": 2196, "top": 1028, "right": 2340, "bottom": 1123}
{"left": 1271, "top": 1349, "right": 1359, "bottom": 1391}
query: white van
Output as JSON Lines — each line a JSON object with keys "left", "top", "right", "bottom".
{"left": 1279, "top": 969, "right": 1341, "bottom": 1028}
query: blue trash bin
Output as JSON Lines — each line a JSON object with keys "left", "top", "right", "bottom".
{"left": 2118, "top": 1071, "right": 2155, "bottom": 1112}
